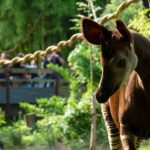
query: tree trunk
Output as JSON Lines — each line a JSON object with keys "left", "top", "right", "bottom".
{"left": 89, "top": 45, "right": 97, "bottom": 150}
{"left": 89, "top": 94, "right": 97, "bottom": 150}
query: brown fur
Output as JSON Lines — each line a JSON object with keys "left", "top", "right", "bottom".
{"left": 107, "top": 31, "right": 150, "bottom": 139}
{"left": 82, "top": 19, "right": 150, "bottom": 149}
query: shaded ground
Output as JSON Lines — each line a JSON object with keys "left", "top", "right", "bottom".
{"left": 4, "top": 145, "right": 150, "bottom": 150}
{"left": 3, "top": 143, "right": 110, "bottom": 150}
{"left": 3, "top": 141, "right": 150, "bottom": 150}
{"left": 3, "top": 144, "right": 67, "bottom": 150}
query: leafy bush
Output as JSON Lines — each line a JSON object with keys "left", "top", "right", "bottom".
{"left": 19, "top": 96, "right": 94, "bottom": 146}
{"left": 0, "top": 120, "right": 30, "bottom": 148}
{"left": 63, "top": 98, "right": 91, "bottom": 144}
{"left": 68, "top": 42, "right": 101, "bottom": 85}
{"left": 129, "top": 8, "right": 150, "bottom": 39}
{"left": 0, "top": 108, "right": 6, "bottom": 126}
{"left": 0, "top": 28, "right": 104, "bottom": 149}
{"left": 67, "top": 42, "right": 101, "bottom": 102}
{"left": 100, "top": 0, "right": 142, "bottom": 27}
{"left": 17, "top": 41, "right": 105, "bottom": 147}
{"left": 20, "top": 96, "right": 67, "bottom": 115}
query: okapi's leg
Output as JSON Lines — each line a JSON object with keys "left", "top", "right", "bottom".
{"left": 120, "top": 125, "right": 137, "bottom": 150}
{"left": 101, "top": 104, "right": 122, "bottom": 150}
{"left": 136, "top": 137, "right": 143, "bottom": 149}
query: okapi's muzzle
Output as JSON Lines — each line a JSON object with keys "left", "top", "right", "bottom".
{"left": 95, "top": 91, "right": 110, "bottom": 103}
{"left": 95, "top": 82, "right": 120, "bottom": 103}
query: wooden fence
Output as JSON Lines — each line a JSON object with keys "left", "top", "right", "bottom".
{"left": 0, "top": 67, "right": 69, "bottom": 105}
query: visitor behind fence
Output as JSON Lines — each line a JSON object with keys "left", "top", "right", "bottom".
{"left": 0, "top": 53, "right": 10, "bottom": 87}
{"left": 24, "top": 60, "right": 38, "bottom": 88}
{"left": 12, "top": 53, "right": 25, "bottom": 87}
{"left": 43, "top": 51, "right": 64, "bottom": 87}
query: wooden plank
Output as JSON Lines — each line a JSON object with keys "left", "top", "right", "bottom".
{"left": 9, "top": 87, "right": 55, "bottom": 104}
{"left": 0, "top": 85, "right": 69, "bottom": 104}
{"left": 0, "top": 88, "right": 6, "bottom": 103}
{"left": 0, "top": 68, "right": 54, "bottom": 74}
{"left": 0, "top": 67, "right": 69, "bottom": 104}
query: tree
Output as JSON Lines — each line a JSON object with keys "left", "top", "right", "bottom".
{"left": 0, "top": 0, "right": 76, "bottom": 56}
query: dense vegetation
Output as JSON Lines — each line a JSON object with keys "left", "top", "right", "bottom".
{"left": 0, "top": 1, "right": 77, "bottom": 53}
{"left": 0, "top": 0, "right": 108, "bottom": 57}
{"left": 0, "top": 0, "right": 149, "bottom": 149}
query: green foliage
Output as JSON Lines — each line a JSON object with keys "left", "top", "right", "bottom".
{"left": 19, "top": 41, "right": 103, "bottom": 147}
{"left": 48, "top": 64, "right": 71, "bottom": 82}
{"left": 0, "top": 120, "right": 30, "bottom": 147}
{"left": 18, "top": 95, "right": 94, "bottom": 148}
{"left": 68, "top": 42, "right": 101, "bottom": 86}
{"left": 20, "top": 96, "right": 67, "bottom": 115}
{"left": 61, "top": 42, "right": 101, "bottom": 102}
{"left": 139, "top": 146, "right": 150, "bottom": 150}
{"left": 20, "top": 102, "right": 44, "bottom": 114}
{"left": 1, "top": 0, "right": 146, "bottom": 149}
{"left": 36, "top": 96, "right": 67, "bottom": 115}
{"left": 71, "top": 0, "right": 103, "bottom": 31}
{"left": 101, "top": 0, "right": 142, "bottom": 27}
{"left": 63, "top": 98, "right": 92, "bottom": 145}
{"left": 129, "top": 9, "right": 150, "bottom": 39}
{"left": 1, "top": 2, "right": 103, "bottom": 147}
{"left": 0, "top": 108, "right": 6, "bottom": 126}
{"left": 0, "top": 0, "right": 76, "bottom": 55}
{"left": 35, "top": 115, "right": 64, "bottom": 148}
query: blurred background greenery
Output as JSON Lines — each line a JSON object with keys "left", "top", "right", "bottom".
{"left": 0, "top": 0, "right": 149, "bottom": 149}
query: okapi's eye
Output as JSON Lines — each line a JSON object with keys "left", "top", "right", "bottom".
{"left": 117, "top": 59, "right": 126, "bottom": 68}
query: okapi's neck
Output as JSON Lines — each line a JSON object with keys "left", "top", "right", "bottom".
{"left": 132, "top": 31, "right": 150, "bottom": 89}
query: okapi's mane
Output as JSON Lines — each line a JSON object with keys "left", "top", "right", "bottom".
{"left": 131, "top": 30, "right": 150, "bottom": 59}
{"left": 131, "top": 31, "right": 150, "bottom": 80}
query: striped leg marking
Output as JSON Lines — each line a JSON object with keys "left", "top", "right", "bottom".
{"left": 136, "top": 137, "right": 143, "bottom": 149}
{"left": 120, "top": 125, "right": 137, "bottom": 150}
{"left": 102, "top": 106, "right": 121, "bottom": 150}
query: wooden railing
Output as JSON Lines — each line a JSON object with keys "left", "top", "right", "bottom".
{"left": 0, "top": 67, "right": 69, "bottom": 106}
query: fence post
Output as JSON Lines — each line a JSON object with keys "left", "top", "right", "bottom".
{"left": 4, "top": 67, "right": 11, "bottom": 115}
{"left": 54, "top": 73, "right": 59, "bottom": 95}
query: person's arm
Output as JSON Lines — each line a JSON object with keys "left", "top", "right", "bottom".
{"left": 57, "top": 55, "right": 64, "bottom": 65}
{"left": 52, "top": 53, "right": 64, "bottom": 65}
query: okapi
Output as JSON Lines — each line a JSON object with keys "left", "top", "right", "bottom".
{"left": 82, "top": 19, "right": 150, "bottom": 150}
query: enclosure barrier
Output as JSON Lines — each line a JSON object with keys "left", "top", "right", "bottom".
{"left": 0, "top": 68, "right": 69, "bottom": 116}
{"left": 0, "top": 68, "right": 69, "bottom": 103}
{"left": 0, "top": 0, "right": 140, "bottom": 67}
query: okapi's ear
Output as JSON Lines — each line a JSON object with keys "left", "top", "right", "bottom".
{"left": 82, "top": 19, "right": 111, "bottom": 45}
{"left": 116, "top": 20, "right": 132, "bottom": 43}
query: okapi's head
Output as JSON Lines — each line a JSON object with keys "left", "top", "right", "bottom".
{"left": 82, "top": 19, "right": 137, "bottom": 103}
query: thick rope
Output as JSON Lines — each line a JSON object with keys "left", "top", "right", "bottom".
{"left": 99, "top": 0, "right": 140, "bottom": 25}
{"left": 0, "top": 0, "right": 139, "bottom": 67}
{"left": 0, "top": 33, "right": 83, "bottom": 67}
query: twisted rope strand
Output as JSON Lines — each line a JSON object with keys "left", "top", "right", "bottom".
{"left": 0, "top": 0, "right": 139, "bottom": 67}
{"left": 0, "top": 33, "right": 83, "bottom": 67}
{"left": 99, "top": 0, "right": 140, "bottom": 25}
